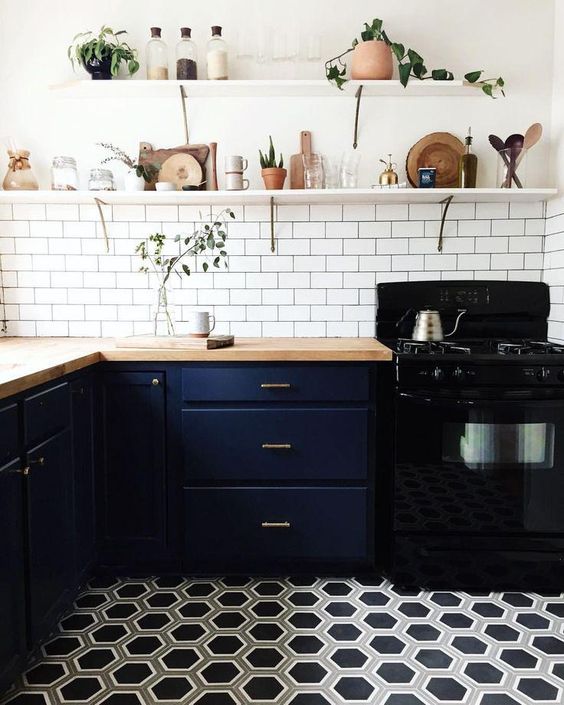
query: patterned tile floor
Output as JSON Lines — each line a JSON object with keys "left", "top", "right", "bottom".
{"left": 1, "top": 576, "right": 564, "bottom": 705}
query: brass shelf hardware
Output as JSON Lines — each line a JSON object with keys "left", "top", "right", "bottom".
{"left": 437, "top": 195, "right": 455, "bottom": 252}
{"left": 353, "top": 84, "right": 364, "bottom": 150}
{"left": 262, "top": 443, "right": 292, "bottom": 450}
{"left": 270, "top": 196, "right": 276, "bottom": 253}
{"left": 261, "top": 521, "right": 291, "bottom": 529}
{"left": 260, "top": 383, "right": 291, "bottom": 389}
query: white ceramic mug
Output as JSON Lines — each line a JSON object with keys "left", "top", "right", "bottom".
{"left": 225, "top": 173, "right": 250, "bottom": 191}
{"left": 225, "top": 155, "right": 248, "bottom": 173}
{"left": 189, "top": 311, "right": 216, "bottom": 337}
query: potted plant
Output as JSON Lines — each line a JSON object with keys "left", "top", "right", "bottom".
{"left": 325, "top": 17, "right": 505, "bottom": 97}
{"left": 135, "top": 209, "right": 235, "bottom": 335}
{"left": 97, "top": 143, "right": 159, "bottom": 191}
{"left": 259, "top": 136, "right": 286, "bottom": 190}
{"left": 68, "top": 26, "right": 139, "bottom": 80}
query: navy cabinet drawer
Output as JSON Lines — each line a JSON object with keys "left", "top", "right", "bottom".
{"left": 183, "top": 408, "right": 368, "bottom": 481}
{"left": 182, "top": 366, "right": 369, "bottom": 402}
{"left": 24, "top": 383, "right": 70, "bottom": 447}
{"left": 0, "top": 404, "right": 19, "bottom": 465}
{"left": 184, "top": 488, "right": 367, "bottom": 562}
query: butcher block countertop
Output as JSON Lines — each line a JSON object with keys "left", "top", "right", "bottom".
{"left": 0, "top": 337, "right": 393, "bottom": 400}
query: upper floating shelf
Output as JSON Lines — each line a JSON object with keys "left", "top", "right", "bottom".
{"left": 49, "top": 78, "right": 477, "bottom": 99}
{"left": 0, "top": 189, "right": 557, "bottom": 206}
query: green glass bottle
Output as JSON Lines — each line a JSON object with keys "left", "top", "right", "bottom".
{"left": 459, "top": 127, "right": 478, "bottom": 188}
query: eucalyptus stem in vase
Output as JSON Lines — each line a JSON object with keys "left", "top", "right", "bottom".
{"left": 135, "top": 208, "right": 235, "bottom": 335}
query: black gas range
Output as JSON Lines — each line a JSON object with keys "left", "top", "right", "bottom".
{"left": 376, "top": 281, "right": 564, "bottom": 590}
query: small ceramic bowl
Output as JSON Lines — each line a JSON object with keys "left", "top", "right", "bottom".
{"left": 156, "top": 182, "right": 176, "bottom": 192}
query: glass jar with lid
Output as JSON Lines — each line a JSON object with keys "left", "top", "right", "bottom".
{"left": 207, "top": 26, "right": 228, "bottom": 80}
{"left": 88, "top": 168, "right": 115, "bottom": 191}
{"left": 176, "top": 27, "right": 197, "bottom": 79}
{"left": 146, "top": 27, "right": 169, "bottom": 80}
{"left": 51, "top": 156, "right": 78, "bottom": 191}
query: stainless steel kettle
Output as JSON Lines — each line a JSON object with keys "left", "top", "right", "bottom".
{"left": 412, "top": 309, "right": 467, "bottom": 342}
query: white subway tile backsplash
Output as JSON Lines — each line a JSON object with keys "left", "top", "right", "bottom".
{"left": 0, "top": 198, "right": 553, "bottom": 338}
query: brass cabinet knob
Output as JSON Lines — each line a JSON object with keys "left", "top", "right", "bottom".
{"left": 261, "top": 521, "right": 291, "bottom": 529}
{"left": 152, "top": 379, "right": 160, "bottom": 386}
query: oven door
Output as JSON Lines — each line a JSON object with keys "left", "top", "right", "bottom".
{"left": 396, "top": 391, "right": 564, "bottom": 535}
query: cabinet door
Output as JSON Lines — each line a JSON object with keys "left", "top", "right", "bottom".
{"left": 26, "top": 430, "right": 75, "bottom": 645}
{"left": 98, "top": 372, "right": 166, "bottom": 560}
{"left": 0, "top": 458, "right": 26, "bottom": 693}
{"left": 71, "top": 378, "right": 95, "bottom": 576}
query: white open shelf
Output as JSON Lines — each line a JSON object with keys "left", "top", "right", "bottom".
{"left": 49, "top": 78, "right": 476, "bottom": 99}
{"left": 0, "top": 188, "right": 557, "bottom": 206}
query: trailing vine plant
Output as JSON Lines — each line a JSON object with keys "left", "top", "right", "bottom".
{"left": 325, "top": 18, "right": 505, "bottom": 98}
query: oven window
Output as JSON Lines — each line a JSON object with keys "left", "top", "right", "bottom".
{"left": 443, "top": 423, "right": 555, "bottom": 470}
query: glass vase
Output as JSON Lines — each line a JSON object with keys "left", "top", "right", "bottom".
{"left": 152, "top": 282, "right": 175, "bottom": 336}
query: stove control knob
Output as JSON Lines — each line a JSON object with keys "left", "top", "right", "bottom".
{"left": 537, "top": 367, "right": 550, "bottom": 382}
{"left": 432, "top": 366, "right": 445, "bottom": 383}
{"left": 452, "top": 366, "right": 466, "bottom": 383}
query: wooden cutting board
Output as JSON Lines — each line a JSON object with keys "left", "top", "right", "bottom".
{"left": 406, "top": 132, "right": 465, "bottom": 188}
{"left": 290, "top": 131, "right": 312, "bottom": 189}
{"left": 115, "top": 335, "right": 235, "bottom": 350}
{"left": 138, "top": 142, "right": 210, "bottom": 191}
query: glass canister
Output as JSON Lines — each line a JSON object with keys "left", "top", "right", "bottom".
{"left": 146, "top": 27, "right": 169, "bottom": 80}
{"left": 2, "top": 150, "right": 39, "bottom": 190}
{"left": 51, "top": 156, "right": 78, "bottom": 191}
{"left": 88, "top": 168, "right": 115, "bottom": 191}
{"left": 176, "top": 27, "right": 197, "bottom": 79}
{"left": 207, "top": 26, "right": 228, "bottom": 80}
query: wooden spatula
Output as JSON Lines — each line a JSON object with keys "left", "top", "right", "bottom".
{"left": 290, "top": 131, "right": 312, "bottom": 189}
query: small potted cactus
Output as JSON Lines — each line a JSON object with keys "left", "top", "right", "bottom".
{"left": 259, "top": 136, "right": 286, "bottom": 190}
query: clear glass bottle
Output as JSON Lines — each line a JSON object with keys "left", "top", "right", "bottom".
{"left": 88, "top": 168, "right": 115, "bottom": 191}
{"left": 2, "top": 150, "right": 39, "bottom": 190}
{"left": 176, "top": 27, "right": 198, "bottom": 80}
{"left": 207, "top": 26, "right": 228, "bottom": 80}
{"left": 51, "top": 156, "right": 78, "bottom": 191}
{"left": 146, "top": 27, "right": 169, "bottom": 80}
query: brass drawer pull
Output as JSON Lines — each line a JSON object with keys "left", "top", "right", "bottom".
{"left": 0, "top": 466, "right": 29, "bottom": 476}
{"left": 260, "top": 383, "right": 291, "bottom": 389}
{"left": 29, "top": 457, "right": 45, "bottom": 467}
{"left": 262, "top": 443, "right": 292, "bottom": 450}
{"left": 261, "top": 521, "right": 291, "bottom": 529}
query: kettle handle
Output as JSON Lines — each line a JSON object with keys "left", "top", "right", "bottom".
{"left": 444, "top": 309, "right": 468, "bottom": 338}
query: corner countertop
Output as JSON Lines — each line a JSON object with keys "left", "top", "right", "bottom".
{"left": 0, "top": 337, "right": 393, "bottom": 400}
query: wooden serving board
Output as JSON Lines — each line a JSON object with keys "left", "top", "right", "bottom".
{"left": 115, "top": 335, "right": 235, "bottom": 350}
{"left": 290, "top": 130, "right": 312, "bottom": 189}
{"left": 138, "top": 142, "right": 210, "bottom": 191}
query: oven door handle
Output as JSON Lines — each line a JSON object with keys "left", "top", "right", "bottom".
{"left": 399, "top": 392, "right": 564, "bottom": 409}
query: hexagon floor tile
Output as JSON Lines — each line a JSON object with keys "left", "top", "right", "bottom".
{"left": 1, "top": 577, "right": 563, "bottom": 704}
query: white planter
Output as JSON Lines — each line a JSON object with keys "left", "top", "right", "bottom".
{"left": 123, "top": 170, "right": 146, "bottom": 192}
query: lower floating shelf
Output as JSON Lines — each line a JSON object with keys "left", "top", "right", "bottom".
{"left": 0, "top": 188, "right": 557, "bottom": 206}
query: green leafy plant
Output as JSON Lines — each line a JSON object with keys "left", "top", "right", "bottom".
{"left": 68, "top": 26, "right": 139, "bottom": 77}
{"left": 325, "top": 18, "right": 505, "bottom": 98}
{"left": 259, "top": 136, "right": 284, "bottom": 169}
{"left": 97, "top": 142, "right": 159, "bottom": 183}
{"left": 135, "top": 209, "right": 235, "bottom": 335}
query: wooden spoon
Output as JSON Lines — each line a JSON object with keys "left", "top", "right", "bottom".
{"left": 516, "top": 123, "right": 543, "bottom": 167}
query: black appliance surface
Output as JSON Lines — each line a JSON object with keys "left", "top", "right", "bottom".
{"left": 377, "top": 280, "right": 564, "bottom": 590}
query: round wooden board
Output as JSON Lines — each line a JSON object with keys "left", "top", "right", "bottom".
{"left": 406, "top": 132, "right": 465, "bottom": 188}
{"left": 159, "top": 153, "right": 203, "bottom": 189}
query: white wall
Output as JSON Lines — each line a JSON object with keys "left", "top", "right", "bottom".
{"left": 0, "top": 0, "right": 557, "bottom": 190}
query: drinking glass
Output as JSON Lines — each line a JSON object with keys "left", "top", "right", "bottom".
{"left": 303, "top": 153, "right": 325, "bottom": 189}
{"left": 340, "top": 151, "right": 361, "bottom": 188}
{"left": 306, "top": 34, "right": 322, "bottom": 61}
{"left": 322, "top": 155, "right": 340, "bottom": 189}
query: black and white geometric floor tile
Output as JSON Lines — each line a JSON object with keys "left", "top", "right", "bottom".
{"left": 1, "top": 576, "right": 564, "bottom": 705}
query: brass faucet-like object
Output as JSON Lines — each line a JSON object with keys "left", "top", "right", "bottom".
{"left": 378, "top": 154, "right": 399, "bottom": 186}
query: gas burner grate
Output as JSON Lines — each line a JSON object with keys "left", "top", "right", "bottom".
{"left": 396, "top": 339, "right": 472, "bottom": 355}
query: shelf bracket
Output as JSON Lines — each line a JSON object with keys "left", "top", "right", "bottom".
{"left": 94, "top": 198, "right": 110, "bottom": 254}
{"left": 270, "top": 196, "right": 276, "bottom": 253}
{"left": 180, "top": 85, "right": 190, "bottom": 144}
{"left": 353, "top": 84, "right": 364, "bottom": 150}
{"left": 437, "top": 195, "right": 454, "bottom": 252}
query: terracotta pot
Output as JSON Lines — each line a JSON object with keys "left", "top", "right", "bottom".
{"left": 350, "top": 39, "right": 393, "bottom": 80}
{"left": 261, "top": 167, "right": 287, "bottom": 190}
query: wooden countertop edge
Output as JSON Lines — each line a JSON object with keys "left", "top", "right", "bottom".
{"left": 0, "top": 339, "right": 393, "bottom": 400}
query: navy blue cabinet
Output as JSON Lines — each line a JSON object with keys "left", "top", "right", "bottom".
{"left": 26, "top": 429, "right": 75, "bottom": 645}
{"left": 71, "top": 377, "right": 95, "bottom": 577}
{"left": 98, "top": 372, "right": 167, "bottom": 565}
{"left": 0, "top": 457, "right": 26, "bottom": 694}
